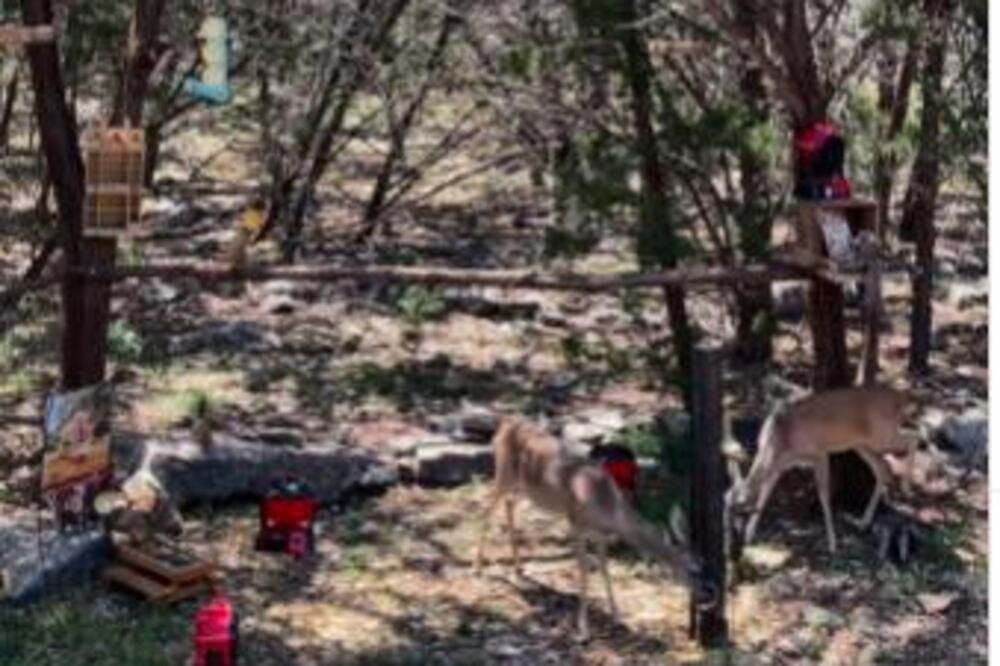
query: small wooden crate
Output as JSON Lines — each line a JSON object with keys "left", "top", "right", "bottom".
{"left": 82, "top": 127, "right": 145, "bottom": 238}
{"left": 103, "top": 538, "right": 215, "bottom": 604}
{"left": 795, "top": 198, "right": 877, "bottom": 263}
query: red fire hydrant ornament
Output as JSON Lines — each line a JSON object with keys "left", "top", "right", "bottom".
{"left": 193, "top": 591, "right": 238, "bottom": 666}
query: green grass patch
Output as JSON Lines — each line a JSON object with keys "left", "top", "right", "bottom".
{"left": 0, "top": 589, "right": 189, "bottom": 666}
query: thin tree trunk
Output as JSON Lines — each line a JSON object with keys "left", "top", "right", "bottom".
{"left": 357, "top": 12, "right": 457, "bottom": 242}
{"left": 111, "top": 0, "right": 167, "bottom": 127}
{"left": 618, "top": 0, "right": 694, "bottom": 410}
{"left": 904, "top": 0, "right": 951, "bottom": 374}
{"left": 0, "top": 67, "right": 19, "bottom": 152}
{"left": 733, "top": 1, "right": 773, "bottom": 365}
{"left": 22, "top": 0, "right": 113, "bottom": 391}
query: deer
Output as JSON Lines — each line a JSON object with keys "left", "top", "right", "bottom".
{"left": 475, "top": 418, "right": 705, "bottom": 639}
{"left": 724, "top": 385, "right": 915, "bottom": 555}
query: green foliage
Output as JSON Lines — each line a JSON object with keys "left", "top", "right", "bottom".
{"left": 172, "top": 389, "right": 215, "bottom": 423}
{"left": 546, "top": 132, "right": 636, "bottom": 261}
{"left": 393, "top": 285, "right": 447, "bottom": 327}
{"left": 106, "top": 320, "right": 144, "bottom": 365}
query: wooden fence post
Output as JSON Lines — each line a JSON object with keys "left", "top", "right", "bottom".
{"left": 689, "top": 341, "right": 728, "bottom": 647}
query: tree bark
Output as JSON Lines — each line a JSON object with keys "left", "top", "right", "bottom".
{"left": 0, "top": 66, "right": 19, "bottom": 152}
{"left": 21, "top": 0, "right": 113, "bottom": 391}
{"left": 618, "top": 0, "right": 695, "bottom": 410}
{"left": 110, "top": 0, "right": 167, "bottom": 127}
{"left": 904, "top": 0, "right": 951, "bottom": 374}
{"left": 733, "top": 1, "right": 774, "bottom": 365}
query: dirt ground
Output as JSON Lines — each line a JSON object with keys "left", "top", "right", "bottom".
{"left": 0, "top": 120, "right": 988, "bottom": 665}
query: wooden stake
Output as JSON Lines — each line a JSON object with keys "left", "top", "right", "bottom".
{"left": 689, "top": 341, "right": 728, "bottom": 648}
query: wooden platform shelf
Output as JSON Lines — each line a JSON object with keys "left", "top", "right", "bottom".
{"left": 103, "top": 539, "right": 216, "bottom": 604}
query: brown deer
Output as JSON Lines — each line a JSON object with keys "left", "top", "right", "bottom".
{"left": 476, "top": 418, "right": 702, "bottom": 638}
{"left": 725, "top": 386, "right": 915, "bottom": 554}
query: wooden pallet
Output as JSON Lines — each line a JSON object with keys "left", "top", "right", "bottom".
{"left": 103, "top": 538, "right": 216, "bottom": 604}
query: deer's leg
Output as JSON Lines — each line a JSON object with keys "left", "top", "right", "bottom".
{"left": 504, "top": 496, "right": 521, "bottom": 574}
{"left": 813, "top": 455, "right": 837, "bottom": 554}
{"left": 855, "top": 449, "right": 890, "bottom": 529}
{"left": 573, "top": 528, "right": 591, "bottom": 640}
{"left": 596, "top": 539, "right": 618, "bottom": 621}
{"left": 744, "top": 463, "right": 786, "bottom": 544}
{"left": 476, "top": 489, "right": 503, "bottom": 574}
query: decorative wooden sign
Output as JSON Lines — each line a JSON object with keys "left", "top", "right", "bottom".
{"left": 0, "top": 25, "right": 54, "bottom": 48}
{"left": 41, "top": 384, "right": 114, "bottom": 529}
{"left": 82, "top": 127, "right": 145, "bottom": 238}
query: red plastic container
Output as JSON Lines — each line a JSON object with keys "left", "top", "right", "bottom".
{"left": 193, "top": 593, "right": 238, "bottom": 666}
{"left": 256, "top": 481, "right": 319, "bottom": 557}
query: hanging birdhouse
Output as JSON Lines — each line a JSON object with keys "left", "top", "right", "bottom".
{"left": 183, "top": 16, "right": 232, "bottom": 104}
{"left": 82, "top": 127, "right": 146, "bottom": 238}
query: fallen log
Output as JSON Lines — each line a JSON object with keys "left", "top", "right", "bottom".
{"left": 113, "top": 432, "right": 398, "bottom": 516}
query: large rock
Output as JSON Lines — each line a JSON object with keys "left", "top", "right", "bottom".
{"left": 1, "top": 505, "right": 109, "bottom": 604}
{"left": 113, "top": 433, "right": 396, "bottom": 510}
{"left": 935, "top": 410, "right": 988, "bottom": 468}
{"left": 412, "top": 444, "right": 493, "bottom": 487}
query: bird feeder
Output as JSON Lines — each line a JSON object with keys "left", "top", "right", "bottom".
{"left": 82, "top": 127, "right": 146, "bottom": 238}
{"left": 255, "top": 477, "right": 319, "bottom": 558}
{"left": 795, "top": 198, "right": 877, "bottom": 270}
{"left": 183, "top": 16, "right": 232, "bottom": 104}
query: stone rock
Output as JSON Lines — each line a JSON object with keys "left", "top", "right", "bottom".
{"left": 917, "top": 592, "right": 958, "bottom": 614}
{"left": 142, "top": 278, "right": 181, "bottom": 304}
{"left": 561, "top": 408, "right": 627, "bottom": 444}
{"left": 935, "top": 410, "right": 988, "bottom": 467}
{"left": 741, "top": 544, "right": 792, "bottom": 573}
{"left": 413, "top": 445, "right": 493, "bottom": 487}
{"left": 804, "top": 604, "right": 844, "bottom": 630}
{"left": 1, "top": 505, "right": 110, "bottom": 604}
{"left": 259, "top": 294, "right": 298, "bottom": 315}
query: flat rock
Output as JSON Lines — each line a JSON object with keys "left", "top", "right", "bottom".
{"left": 917, "top": 592, "right": 958, "bottom": 614}
{"left": 741, "top": 544, "right": 792, "bottom": 573}
{"left": 0, "top": 505, "right": 109, "bottom": 604}
{"left": 413, "top": 444, "right": 493, "bottom": 487}
{"left": 935, "top": 410, "right": 987, "bottom": 466}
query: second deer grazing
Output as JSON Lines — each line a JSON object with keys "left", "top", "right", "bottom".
{"left": 476, "top": 418, "right": 701, "bottom": 639}
{"left": 725, "top": 386, "right": 914, "bottom": 554}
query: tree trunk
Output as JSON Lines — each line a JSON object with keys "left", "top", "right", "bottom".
{"left": 22, "top": 0, "right": 113, "bottom": 391}
{"left": 904, "top": 0, "right": 951, "bottom": 374}
{"left": 111, "top": 0, "right": 166, "bottom": 127}
{"left": 733, "top": 2, "right": 774, "bottom": 365}
{"left": 0, "top": 66, "right": 19, "bottom": 152}
{"left": 618, "top": 0, "right": 694, "bottom": 409}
